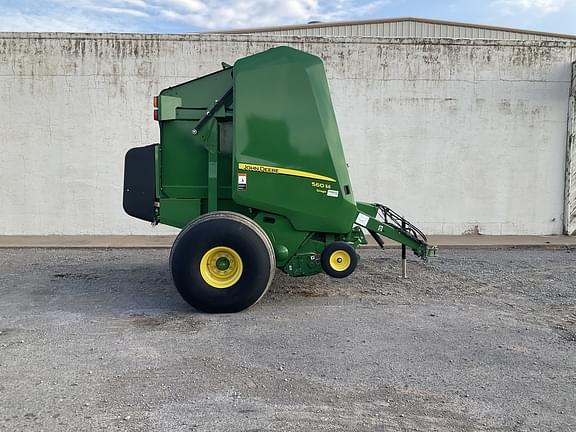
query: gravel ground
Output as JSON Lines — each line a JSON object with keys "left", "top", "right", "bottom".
{"left": 0, "top": 247, "right": 575, "bottom": 432}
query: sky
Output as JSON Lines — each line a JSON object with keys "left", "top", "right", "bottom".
{"left": 0, "top": 0, "right": 575, "bottom": 35}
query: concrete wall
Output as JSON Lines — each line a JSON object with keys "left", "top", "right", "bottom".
{"left": 566, "top": 62, "right": 576, "bottom": 235}
{"left": 0, "top": 33, "right": 574, "bottom": 235}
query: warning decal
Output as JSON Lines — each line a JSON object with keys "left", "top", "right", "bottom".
{"left": 355, "top": 213, "right": 370, "bottom": 227}
{"left": 238, "top": 173, "right": 247, "bottom": 191}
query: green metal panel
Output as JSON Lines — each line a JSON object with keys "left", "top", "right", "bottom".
{"left": 159, "top": 199, "right": 201, "bottom": 228}
{"left": 252, "top": 212, "right": 310, "bottom": 268}
{"left": 231, "top": 46, "right": 357, "bottom": 234}
{"left": 159, "top": 198, "right": 248, "bottom": 228}
{"left": 157, "top": 69, "right": 233, "bottom": 200}
{"left": 157, "top": 67, "right": 233, "bottom": 223}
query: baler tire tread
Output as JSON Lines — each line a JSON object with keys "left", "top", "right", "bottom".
{"left": 170, "top": 211, "right": 275, "bottom": 313}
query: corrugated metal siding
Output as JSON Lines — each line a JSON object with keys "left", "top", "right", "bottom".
{"left": 258, "top": 21, "right": 571, "bottom": 41}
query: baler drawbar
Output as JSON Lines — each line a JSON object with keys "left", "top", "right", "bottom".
{"left": 123, "top": 46, "right": 436, "bottom": 313}
{"left": 358, "top": 202, "right": 437, "bottom": 259}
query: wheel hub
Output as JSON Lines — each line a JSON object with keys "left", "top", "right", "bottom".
{"left": 200, "top": 246, "right": 243, "bottom": 289}
{"left": 329, "top": 250, "right": 351, "bottom": 272}
{"left": 215, "top": 257, "right": 230, "bottom": 270}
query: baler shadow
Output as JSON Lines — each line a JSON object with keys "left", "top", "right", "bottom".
{"left": 44, "top": 261, "right": 194, "bottom": 315}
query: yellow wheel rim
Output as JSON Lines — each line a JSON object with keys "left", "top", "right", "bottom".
{"left": 329, "top": 250, "right": 351, "bottom": 272}
{"left": 199, "top": 246, "right": 243, "bottom": 289}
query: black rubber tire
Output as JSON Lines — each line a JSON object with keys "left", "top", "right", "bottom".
{"left": 170, "top": 212, "right": 275, "bottom": 313}
{"left": 321, "top": 242, "right": 358, "bottom": 278}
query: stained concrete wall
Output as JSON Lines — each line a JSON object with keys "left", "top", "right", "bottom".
{"left": 0, "top": 33, "right": 574, "bottom": 235}
{"left": 566, "top": 62, "right": 576, "bottom": 235}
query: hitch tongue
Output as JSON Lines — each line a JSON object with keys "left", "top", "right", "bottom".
{"left": 356, "top": 202, "right": 437, "bottom": 277}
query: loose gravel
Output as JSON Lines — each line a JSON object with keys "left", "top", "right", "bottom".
{"left": 0, "top": 247, "right": 575, "bottom": 431}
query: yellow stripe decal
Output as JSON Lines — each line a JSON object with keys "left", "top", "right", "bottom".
{"left": 238, "top": 163, "right": 336, "bottom": 183}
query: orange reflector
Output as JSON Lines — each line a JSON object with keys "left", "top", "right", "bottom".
{"left": 153, "top": 96, "right": 158, "bottom": 108}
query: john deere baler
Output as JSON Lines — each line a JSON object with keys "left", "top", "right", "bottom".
{"left": 123, "top": 46, "right": 435, "bottom": 313}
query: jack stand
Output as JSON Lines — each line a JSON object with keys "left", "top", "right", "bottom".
{"left": 401, "top": 219, "right": 407, "bottom": 278}
{"left": 401, "top": 244, "right": 407, "bottom": 279}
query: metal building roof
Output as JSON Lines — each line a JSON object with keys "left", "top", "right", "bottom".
{"left": 211, "top": 17, "right": 576, "bottom": 41}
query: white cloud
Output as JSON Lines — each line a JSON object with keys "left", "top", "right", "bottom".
{"left": 159, "top": 0, "right": 390, "bottom": 30}
{"left": 0, "top": 12, "right": 121, "bottom": 32}
{"left": 492, "top": 0, "right": 567, "bottom": 14}
{"left": 166, "top": 0, "right": 208, "bottom": 13}
{"left": 89, "top": 6, "right": 150, "bottom": 17}
{"left": 0, "top": 0, "right": 151, "bottom": 32}
{"left": 161, "top": 0, "right": 321, "bottom": 29}
{"left": 318, "top": 0, "right": 390, "bottom": 22}
{"left": 0, "top": 0, "right": 391, "bottom": 32}
{"left": 118, "top": 0, "right": 149, "bottom": 6}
